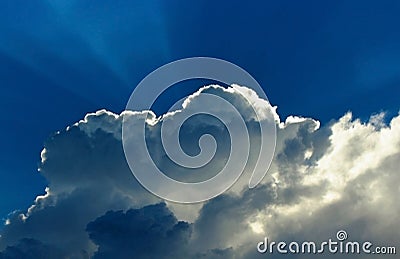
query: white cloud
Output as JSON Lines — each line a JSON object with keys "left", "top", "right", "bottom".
{"left": 0, "top": 85, "right": 399, "bottom": 258}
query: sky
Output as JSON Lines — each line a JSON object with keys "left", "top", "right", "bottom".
{"left": 0, "top": 0, "right": 399, "bottom": 258}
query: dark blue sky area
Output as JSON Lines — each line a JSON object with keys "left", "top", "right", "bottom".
{"left": 0, "top": 0, "right": 399, "bottom": 220}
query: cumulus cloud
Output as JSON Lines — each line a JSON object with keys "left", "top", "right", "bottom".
{"left": 86, "top": 203, "right": 192, "bottom": 259}
{"left": 0, "top": 110, "right": 160, "bottom": 257}
{"left": 0, "top": 238, "right": 66, "bottom": 259}
{"left": 0, "top": 85, "right": 399, "bottom": 258}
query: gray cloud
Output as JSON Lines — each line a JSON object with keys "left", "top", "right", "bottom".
{"left": 0, "top": 238, "right": 65, "bottom": 259}
{"left": 86, "top": 203, "right": 192, "bottom": 259}
{"left": 0, "top": 85, "right": 399, "bottom": 258}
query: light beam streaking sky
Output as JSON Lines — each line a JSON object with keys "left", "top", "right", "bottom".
{"left": 0, "top": 0, "right": 399, "bottom": 234}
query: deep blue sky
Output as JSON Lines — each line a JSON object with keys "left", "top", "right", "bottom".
{"left": 0, "top": 0, "right": 399, "bottom": 221}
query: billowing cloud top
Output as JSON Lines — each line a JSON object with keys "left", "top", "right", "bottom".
{"left": 0, "top": 85, "right": 399, "bottom": 258}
